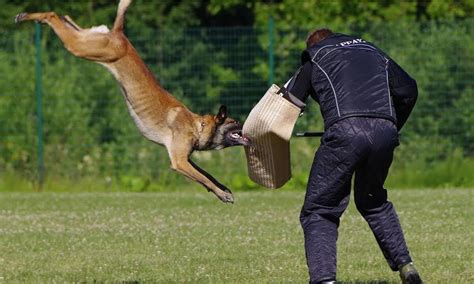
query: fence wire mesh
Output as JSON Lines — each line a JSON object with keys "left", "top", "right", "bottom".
{"left": 0, "top": 20, "right": 473, "bottom": 186}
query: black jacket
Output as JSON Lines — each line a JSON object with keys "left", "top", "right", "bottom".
{"left": 300, "top": 33, "right": 418, "bottom": 130}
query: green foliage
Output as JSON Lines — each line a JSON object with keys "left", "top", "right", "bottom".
{"left": 1, "top": 0, "right": 209, "bottom": 31}
{"left": 2, "top": 138, "right": 474, "bottom": 193}
{"left": 426, "top": 0, "right": 474, "bottom": 19}
{"left": 388, "top": 146, "right": 474, "bottom": 189}
{"left": 0, "top": 1, "right": 473, "bottom": 189}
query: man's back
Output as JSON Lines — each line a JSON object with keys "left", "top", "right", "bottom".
{"left": 302, "top": 34, "right": 397, "bottom": 129}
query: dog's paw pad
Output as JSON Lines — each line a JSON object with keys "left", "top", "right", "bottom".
{"left": 15, "top": 13, "right": 29, "bottom": 24}
{"left": 15, "top": 13, "right": 27, "bottom": 23}
{"left": 220, "top": 192, "right": 234, "bottom": 204}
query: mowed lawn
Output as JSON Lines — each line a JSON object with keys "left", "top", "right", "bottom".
{"left": 0, "top": 188, "right": 472, "bottom": 283}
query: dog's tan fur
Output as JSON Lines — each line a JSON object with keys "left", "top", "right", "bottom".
{"left": 15, "top": 0, "right": 250, "bottom": 203}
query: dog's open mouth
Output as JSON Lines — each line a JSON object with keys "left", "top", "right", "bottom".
{"left": 229, "top": 130, "right": 251, "bottom": 146}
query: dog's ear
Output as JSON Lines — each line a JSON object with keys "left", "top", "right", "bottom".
{"left": 215, "top": 105, "right": 227, "bottom": 125}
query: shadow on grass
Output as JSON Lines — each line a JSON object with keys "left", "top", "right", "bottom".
{"left": 338, "top": 281, "right": 393, "bottom": 284}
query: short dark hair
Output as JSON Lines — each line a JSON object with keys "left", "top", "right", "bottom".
{"left": 306, "top": 28, "right": 333, "bottom": 48}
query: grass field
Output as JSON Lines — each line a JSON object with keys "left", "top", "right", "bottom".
{"left": 0, "top": 188, "right": 472, "bottom": 283}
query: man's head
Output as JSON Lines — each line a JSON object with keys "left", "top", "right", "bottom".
{"left": 306, "top": 28, "right": 333, "bottom": 48}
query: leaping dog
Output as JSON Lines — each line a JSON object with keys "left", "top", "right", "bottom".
{"left": 15, "top": 0, "right": 250, "bottom": 203}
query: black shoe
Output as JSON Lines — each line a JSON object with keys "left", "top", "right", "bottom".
{"left": 315, "top": 281, "right": 336, "bottom": 284}
{"left": 399, "top": 262, "right": 423, "bottom": 284}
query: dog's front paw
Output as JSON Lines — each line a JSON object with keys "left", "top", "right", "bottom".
{"left": 14, "top": 13, "right": 28, "bottom": 24}
{"left": 218, "top": 191, "right": 234, "bottom": 204}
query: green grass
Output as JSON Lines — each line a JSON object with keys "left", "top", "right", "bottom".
{"left": 0, "top": 189, "right": 472, "bottom": 283}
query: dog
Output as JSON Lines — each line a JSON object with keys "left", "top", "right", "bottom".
{"left": 15, "top": 0, "right": 250, "bottom": 203}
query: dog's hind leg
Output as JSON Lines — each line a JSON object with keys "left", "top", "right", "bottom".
{"left": 15, "top": 12, "right": 123, "bottom": 62}
{"left": 62, "top": 15, "right": 82, "bottom": 31}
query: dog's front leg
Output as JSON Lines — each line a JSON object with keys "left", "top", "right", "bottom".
{"left": 168, "top": 145, "right": 234, "bottom": 203}
{"left": 172, "top": 159, "right": 234, "bottom": 203}
{"left": 188, "top": 159, "right": 233, "bottom": 196}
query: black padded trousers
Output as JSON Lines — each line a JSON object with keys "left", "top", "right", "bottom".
{"left": 299, "top": 117, "right": 412, "bottom": 283}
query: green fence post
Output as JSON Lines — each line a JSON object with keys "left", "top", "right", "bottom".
{"left": 35, "top": 22, "right": 45, "bottom": 189}
{"left": 268, "top": 16, "right": 275, "bottom": 85}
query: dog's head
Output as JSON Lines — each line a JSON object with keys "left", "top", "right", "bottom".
{"left": 199, "top": 105, "right": 250, "bottom": 150}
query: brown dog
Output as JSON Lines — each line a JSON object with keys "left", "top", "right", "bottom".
{"left": 15, "top": 0, "right": 250, "bottom": 203}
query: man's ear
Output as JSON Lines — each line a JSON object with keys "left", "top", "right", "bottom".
{"left": 215, "top": 105, "right": 227, "bottom": 125}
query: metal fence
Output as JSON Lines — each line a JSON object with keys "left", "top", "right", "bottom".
{"left": 1, "top": 20, "right": 473, "bottom": 187}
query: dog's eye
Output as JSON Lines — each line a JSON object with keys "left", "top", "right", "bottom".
{"left": 230, "top": 133, "right": 241, "bottom": 139}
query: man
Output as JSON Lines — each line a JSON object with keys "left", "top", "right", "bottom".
{"left": 284, "top": 28, "right": 422, "bottom": 284}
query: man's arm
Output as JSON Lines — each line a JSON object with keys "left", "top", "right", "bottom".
{"left": 388, "top": 59, "right": 418, "bottom": 131}
{"left": 286, "top": 61, "right": 314, "bottom": 103}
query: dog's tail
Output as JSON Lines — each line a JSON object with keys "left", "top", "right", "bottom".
{"left": 113, "top": 0, "right": 132, "bottom": 32}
